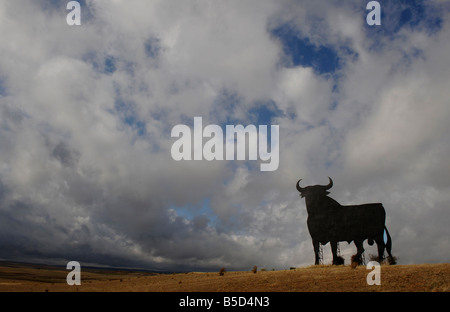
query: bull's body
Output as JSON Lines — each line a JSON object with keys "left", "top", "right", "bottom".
{"left": 306, "top": 198, "right": 386, "bottom": 245}
{"left": 297, "top": 178, "right": 395, "bottom": 265}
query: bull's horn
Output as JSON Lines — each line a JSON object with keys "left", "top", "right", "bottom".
{"left": 325, "top": 177, "right": 333, "bottom": 190}
{"left": 296, "top": 179, "right": 305, "bottom": 193}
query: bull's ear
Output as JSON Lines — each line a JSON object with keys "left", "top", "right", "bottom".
{"left": 325, "top": 191, "right": 330, "bottom": 195}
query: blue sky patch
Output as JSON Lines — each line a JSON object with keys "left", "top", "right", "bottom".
{"left": 271, "top": 23, "right": 340, "bottom": 75}
{"left": 366, "top": 0, "right": 444, "bottom": 39}
{"left": 248, "top": 100, "right": 284, "bottom": 125}
{"left": 81, "top": 52, "right": 120, "bottom": 75}
{"left": 395, "top": 0, "right": 443, "bottom": 33}
{"left": 170, "top": 198, "right": 218, "bottom": 227}
{"left": 114, "top": 88, "right": 146, "bottom": 136}
{"left": 144, "top": 37, "right": 161, "bottom": 59}
{"left": 104, "top": 56, "right": 116, "bottom": 75}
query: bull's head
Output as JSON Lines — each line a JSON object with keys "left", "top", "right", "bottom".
{"left": 296, "top": 177, "right": 333, "bottom": 198}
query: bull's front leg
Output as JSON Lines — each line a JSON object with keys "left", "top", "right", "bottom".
{"left": 331, "top": 241, "right": 344, "bottom": 265}
{"left": 312, "top": 239, "right": 321, "bottom": 265}
{"left": 351, "top": 239, "right": 365, "bottom": 265}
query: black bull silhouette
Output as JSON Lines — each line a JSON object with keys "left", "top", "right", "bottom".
{"left": 296, "top": 177, "right": 395, "bottom": 265}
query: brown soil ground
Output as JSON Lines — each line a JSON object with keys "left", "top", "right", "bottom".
{"left": 0, "top": 262, "right": 448, "bottom": 292}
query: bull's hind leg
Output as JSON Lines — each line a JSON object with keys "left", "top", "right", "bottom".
{"left": 312, "top": 239, "right": 321, "bottom": 265}
{"left": 384, "top": 227, "right": 396, "bottom": 265}
{"left": 331, "top": 241, "right": 344, "bottom": 265}
{"left": 375, "top": 236, "right": 385, "bottom": 263}
{"left": 351, "top": 239, "right": 365, "bottom": 265}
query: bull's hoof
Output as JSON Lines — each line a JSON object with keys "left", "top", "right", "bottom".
{"left": 332, "top": 256, "right": 344, "bottom": 265}
{"left": 387, "top": 256, "right": 397, "bottom": 265}
{"left": 351, "top": 254, "right": 363, "bottom": 266}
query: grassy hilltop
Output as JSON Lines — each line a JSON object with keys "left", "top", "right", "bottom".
{"left": 0, "top": 261, "right": 448, "bottom": 292}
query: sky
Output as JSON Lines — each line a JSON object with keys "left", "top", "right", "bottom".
{"left": 0, "top": 0, "right": 449, "bottom": 272}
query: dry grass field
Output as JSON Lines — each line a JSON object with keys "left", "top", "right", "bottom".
{"left": 0, "top": 261, "right": 448, "bottom": 292}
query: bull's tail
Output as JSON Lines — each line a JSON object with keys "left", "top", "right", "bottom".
{"left": 384, "top": 226, "right": 396, "bottom": 265}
